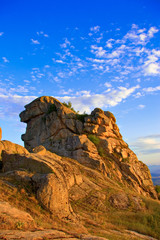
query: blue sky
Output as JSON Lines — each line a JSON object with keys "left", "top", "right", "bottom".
{"left": 0, "top": 0, "right": 160, "bottom": 165}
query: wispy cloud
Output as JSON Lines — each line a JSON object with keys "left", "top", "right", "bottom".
{"left": 37, "top": 31, "right": 49, "bottom": 37}
{"left": 60, "top": 38, "right": 71, "bottom": 48}
{"left": 48, "top": 24, "right": 160, "bottom": 83}
{"left": 131, "top": 134, "right": 160, "bottom": 155}
{"left": 91, "top": 45, "right": 107, "bottom": 57}
{"left": 2, "top": 57, "right": 9, "bottom": 63}
{"left": 58, "top": 85, "right": 140, "bottom": 113}
{"left": 130, "top": 134, "right": 160, "bottom": 165}
{"left": 0, "top": 32, "right": 4, "bottom": 36}
{"left": 138, "top": 104, "right": 145, "bottom": 109}
{"left": 31, "top": 39, "right": 40, "bottom": 44}
{"left": 90, "top": 25, "right": 100, "bottom": 33}
{"left": 143, "top": 86, "right": 160, "bottom": 93}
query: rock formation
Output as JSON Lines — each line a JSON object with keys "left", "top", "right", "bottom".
{"left": 19, "top": 96, "right": 157, "bottom": 198}
{"left": 0, "top": 105, "right": 160, "bottom": 239}
{"left": 1, "top": 143, "right": 83, "bottom": 219}
{"left": 0, "top": 113, "right": 160, "bottom": 240}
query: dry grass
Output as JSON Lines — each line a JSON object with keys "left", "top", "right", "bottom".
{"left": 71, "top": 184, "right": 160, "bottom": 240}
{"left": 0, "top": 170, "right": 160, "bottom": 239}
{"left": 0, "top": 176, "right": 57, "bottom": 230}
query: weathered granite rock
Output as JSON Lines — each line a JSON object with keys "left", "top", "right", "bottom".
{"left": 0, "top": 140, "right": 29, "bottom": 169}
{"left": 0, "top": 140, "right": 29, "bottom": 156}
{"left": 1, "top": 145, "right": 83, "bottom": 218}
{"left": 109, "top": 192, "right": 129, "bottom": 209}
{"left": 19, "top": 96, "right": 157, "bottom": 199}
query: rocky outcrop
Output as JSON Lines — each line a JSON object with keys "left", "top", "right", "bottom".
{"left": 1, "top": 143, "right": 83, "bottom": 219}
{"left": 1, "top": 139, "right": 160, "bottom": 239}
{"left": 19, "top": 96, "right": 157, "bottom": 199}
{"left": 0, "top": 140, "right": 29, "bottom": 170}
{"left": 0, "top": 140, "right": 29, "bottom": 156}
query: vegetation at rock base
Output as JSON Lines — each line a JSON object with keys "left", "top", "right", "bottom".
{"left": 1, "top": 169, "right": 160, "bottom": 239}
{"left": 71, "top": 186, "right": 160, "bottom": 240}
{"left": 0, "top": 174, "right": 75, "bottom": 231}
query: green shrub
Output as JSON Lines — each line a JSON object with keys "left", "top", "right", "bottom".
{"left": 98, "top": 147, "right": 105, "bottom": 157}
{"left": 63, "top": 101, "right": 76, "bottom": 112}
{"left": 15, "top": 221, "right": 24, "bottom": 230}
{"left": 47, "top": 104, "right": 57, "bottom": 114}
{"left": 155, "top": 185, "right": 160, "bottom": 193}
{"left": 76, "top": 113, "right": 88, "bottom": 123}
{"left": 122, "top": 157, "right": 129, "bottom": 163}
{"left": 88, "top": 134, "right": 100, "bottom": 145}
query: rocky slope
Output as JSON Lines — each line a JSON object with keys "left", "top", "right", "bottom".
{"left": 20, "top": 96, "right": 157, "bottom": 198}
{"left": 0, "top": 140, "right": 160, "bottom": 240}
{"left": 0, "top": 96, "right": 159, "bottom": 240}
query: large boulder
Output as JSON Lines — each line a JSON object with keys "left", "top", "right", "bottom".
{"left": 19, "top": 96, "right": 157, "bottom": 199}
{"left": 1, "top": 146, "right": 83, "bottom": 218}
{"left": 0, "top": 140, "right": 29, "bottom": 156}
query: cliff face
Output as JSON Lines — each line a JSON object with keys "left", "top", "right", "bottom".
{"left": 20, "top": 96, "right": 157, "bottom": 199}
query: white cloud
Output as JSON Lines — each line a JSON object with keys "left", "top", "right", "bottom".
{"left": 31, "top": 39, "right": 40, "bottom": 44}
{"left": 90, "top": 26, "right": 100, "bottom": 33}
{"left": 60, "top": 38, "right": 71, "bottom": 48}
{"left": 131, "top": 135, "right": 160, "bottom": 164}
{"left": 59, "top": 89, "right": 73, "bottom": 95}
{"left": 139, "top": 33, "right": 147, "bottom": 41}
{"left": 148, "top": 26, "right": 159, "bottom": 38}
{"left": 58, "top": 85, "right": 140, "bottom": 113}
{"left": 123, "top": 25, "right": 159, "bottom": 46}
{"left": 0, "top": 32, "right": 4, "bottom": 36}
{"left": 144, "top": 62, "right": 160, "bottom": 75}
{"left": 37, "top": 31, "right": 49, "bottom": 37}
{"left": 104, "top": 82, "right": 112, "bottom": 88}
{"left": 91, "top": 45, "right": 106, "bottom": 58}
{"left": 0, "top": 93, "right": 37, "bottom": 118}
{"left": 44, "top": 65, "right": 50, "bottom": 68}
{"left": 106, "top": 42, "right": 112, "bottom": 48}
{"left": 152, "top": 49, "right": 160, "bottom": 57}
{"left": 2, "top": 57, "right": 9, "bottom": 63}
{"left": 55, "top": 60, "right": 65, "bottom": 64}
{"left": 138, "top": 104, "right": 145, "bottom": 109}
{"left": 143, "top": 86, "right": 160, "bottom": 93}
{"left": 132, "top": 24, "right": 138, "bottom": 29}
{"left": 87, "top": 58, "right": 105, "bottom": 63}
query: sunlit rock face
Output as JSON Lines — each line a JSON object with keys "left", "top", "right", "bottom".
{"left": 19, "top": 96, "right": 157, "bottom": 199}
